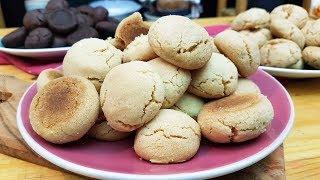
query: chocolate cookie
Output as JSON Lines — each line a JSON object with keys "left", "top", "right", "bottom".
{"left": 51, "top": 36, "right": 67, "bottom": 47}
{"left": 23, "top": 9, "right": 47, "bottom": 30}
{"left": 77, "top": 5, "right": 94, "bottom": 16}
{"left": 92, "top": 6, "right": 108, "bottom": 23}
{"left": 66, "top": 26, "right": 99, "bottom": 45}
{"left": 47, "top": 9, "right": 78, "bottom": 34}
{"left": 69, "top": 7, "right": 79, "bottom": 15}
{"left": 45, "top": 0, "right": 69, "bottom": 12}
{"left": 1, "top": 27, "right": 28, "bottom": 48}
{"left": 95, "top": 21, "right": 117, "bottom": 39}
{"left": 25, "top": 28, "right": 53, "bottom": 48}
{"left": 76, "top": 13, "right": 94, "bottom": 27}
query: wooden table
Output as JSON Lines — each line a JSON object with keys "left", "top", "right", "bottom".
{"left": 0, "top": 17, "right": 320, "bottom": 179}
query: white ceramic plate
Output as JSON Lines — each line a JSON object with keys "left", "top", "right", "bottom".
{"left": 260, "top": 66, "right": 320, "bottom": 78}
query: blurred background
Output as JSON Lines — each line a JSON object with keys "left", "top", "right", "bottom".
{"left": 0, "top": 0, "right": 315, "bottom": 27}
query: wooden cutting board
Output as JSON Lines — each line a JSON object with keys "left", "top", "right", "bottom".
{"left": 0, "top": 75, "right": 285, "bottom": 179}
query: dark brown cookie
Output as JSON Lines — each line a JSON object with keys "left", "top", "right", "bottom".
{"left": 92, "top": 6, "right": 109, "bottom": 23}
{"left": 45, "top": 0, "right": 69, "bottom": 12}
{"left": 51, "top": 36, "right": 67, "bottom": 47}
{"left": 76, "top": 13, "right": 94, "bottom": 27}
{"left": 95, "top": 21, "right": 117, "bottom": 39}
{"left": 25, "top": 28, "right": 53, "bottom": 48}
{"left": 23, "top": 9, "right": 47, "bottom": 30}
{"left": 77, "top": 5, "right": 94, "bottom": 16}
{"left": 69, "top": 7, "right": 80, "bottom": 15}
{"left": 1, "top": 27, "right": 28, "bottom": 48}
{"left": 66, "top": 26, "right": 99, "bottom": 45}
{"left": 47, "top": 9, "right": 78, "bottom": 34}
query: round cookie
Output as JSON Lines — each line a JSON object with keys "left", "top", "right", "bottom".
{"left": 47, "top": 9, "right": 78, "bottom": 34}
{"left": 123, "top": 35, "right": 158, "bottom": 63}
{"left": 302, "top": 19, "right": 320, "bottom": 46}
{"left": 172, "top": 93, "right": 205, "bottom": 119}
{"left": 37, "top": 68, "right": 63, "bottom": 90}
{"left": 214, "top": 29, "right": 260, "bottom": 77}
{"left": 301, "top": 19, "right": 315, "bottom": 32}
{"left": 148, "top": 58, "right": 191, "bottom": 108}
{"left": 288, "top": 59, "right": 304, "bottom": 69}
{"left": 66, "top": 26, "right": 99, "bottom": 45}
{"left": 1, "top": 27, "right": 27, "bottom": 48}
{"left": 23, "top": 9, "right": 47, "bottom": 30}
{"left": 88, "top": 121, "right": 131, "bottom": 141}
{"left": 25, "top": 28, "right": 53, "bottom": 49}
{"left": 302, "top": 46, "right": 320, "bottom": 69}
{"left": 231, "top": 8, "right": 270, "bottom": 31}
{"left": 148, "top": 15, "right": 213, "bottom": 70}
{"left": 239, "top": 28, "right": 272, "bottom": 48}
{"left": 197, "top": 93, "right": 274, "bottom": 143}
{"left": 95, "top": 21, "right": 118, "bottom": 39}
{"left": 76, "top": 13, "right": 94, "bottom": 27}
{"left": 270, "top": 4, "right": 308, "bottom": 29}
{"left": 63, "top": 38, "right": 122, "bottom": 90}
{"left": 100, "top": 61, "right": 165, "bottom": 132}
{"left": 51, "top": 36, "right": 67, "bottom": 48}
{"left": 77, "top": 5, "right": 95, "bottom": 16}
{"left": 30, "top": 76, "right": 99, "bottom": 144}
{"left": 260, "top": 39, "right": 301, "bottom": 68}
{"left": 188, "top": 52, "right": 238, "bottom": 98}
{"left": 233, "top": 78, "right": 260, "bottom": 95}
{"left": 45, "top": 0, "right": 69, "bottom": 12}
{"left": 134, "top": 109, "right": 201, "bottom": 164}
{"left": 92, "top": 6, "right": 109, "bottom": 23}
{"left": 270, "top": 17, "right": 305, "bottom": 49}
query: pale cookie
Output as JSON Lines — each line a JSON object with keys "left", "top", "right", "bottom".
{"left": 106, "top": 37, "right": 125, "bottom": 51}
{"left": 88, "top": 121, "right": 131, "bottom": 141}
{"left": 270, "top": 17, "right": 305, "bottom": 49}
{"left": 271, "top": 4, "right": 308, "bottom": 29}
{"left": 30, "top": 76, "right": 99, "bottom": 144}
{"left": 302, "top": 19, "right": 320, "bottom": 46}
{"left": 148, "top": 58, "right": 191, "bottom": 108}
{"left": 214, "top": 30, "right": 260, "bottom": 77}
{"left": 172, "top": 92, "right": 205, "bottom": 119}
{"left": 134, "top": 109, "right": 201, "bottom": 164}
{"left": 123, "top": 35, "right": 158, "bottom": 63}
{"left": 301, "top": 19, "right": 315, "bottom": 32}
{"left": 260, "top": 39, "right": 301, "bottom": 68}
{"left": 100, "top": 61, "right": 165, "bottom": 132}
{"left": 210, "top": 37, "right": 220, "bottom": 53}
{"left": 288, "top": 59, "right": 304, "bottom": 69}
{"left": 233, "top": 78, "right": 261, "bottom": 95}
{"left": 302, "top": 46, "right": 320, "bottom": 69}
{"left": 115, "top": 12, "right": 150, "bottom": 47}
{"left": 231, "top": 8, "right": 270, "bottom": 31}
{"left": 148, "top": 15, "right": 213, "bottom": 70}
{"left": 63, "top": 38, "right": 122, "bottom": 91}
{"left": 239, "top": 28, "right": 272, "bottom": 48}
{"left": 198, "top": 93, "right": 274, "bottom": 143}
{"left": 188, "top": 53, "right": 238, "bottom": 99}
{"left": 37, "top": 68, "right": 63, "bottom": 90}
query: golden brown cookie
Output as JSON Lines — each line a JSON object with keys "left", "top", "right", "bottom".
{"left": 231, "top": 8, "right": 270, "bottom": 31}
{"left": 88, "top": 121, "right": 131, "bottom": 141}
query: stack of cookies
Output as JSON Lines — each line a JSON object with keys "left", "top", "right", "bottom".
{"left": 1, "top": 0, "right": 117, "bottom": 49}
{"left": 30, "top": 12, "right": 274, "bottom": 164}
{"left": 231, "top": 4, "right": 320, "bottom": 70}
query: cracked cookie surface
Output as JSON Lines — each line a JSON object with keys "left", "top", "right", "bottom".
{"left": 260, "top": 39, "right": 301, "bottom": 68}
{"left": 30, "top": 76, "right": 99, "bottom": 144}
{"left": 302, "top": 19, "right": 320, "bottom": 46}
{"left": 148, "top": 15, "right": 213, "bottom": 70}
{"left": 302, "top": 46, "right": 320, "bottom": 69}
{"left": 63, "top": 38, "right": 122, "bottom": 91}
{"left": 271, "top": 4, "right": 308, "bottom": 29}
{"left": 197, "top": 93, "right": 274, "bottom": 143}
{"left": 134, "top": 109, "right": 201, "bottom": 164}
{"left": 37, "top": 68, "right": 63, "bottom": 90}
{"left": 239, "top": 28, "right": 272, "bottom": 48}
{"left": 231, "top": 8, "right": 270, "bottom": 31}
{"left": 214, "top": 30, "right": 260, "bottom": 77}
{"left": 188, "top": 53, "right": 238, "bottom": 98}
{"left": 100, "top": 61, "right": 165, "bottom": 132}
{"left": 148, "top": 58, "right": 191, "bottom": 108}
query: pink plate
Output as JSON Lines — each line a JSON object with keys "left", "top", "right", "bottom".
{"left": 17, "top": 68, "right": 294, "bottom": 179}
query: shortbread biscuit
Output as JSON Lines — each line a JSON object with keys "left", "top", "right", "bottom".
{"left": 214, "top": 30, "right": 260, "bottom": 77}
{"left": 148, "top": 15, "right": 213, "bottom": 70}
{"left": 198, "top": 93, "right": 274, "bottom": 143}
{"left": 302, "top": 46, "right": 320, "bottom": 69}
{"left": 30, "top": 76, "right": 99, "bottom": 144}
{"left": 123, "top": 35, "right": 158, "bottom": 63}
{"left": 172, "top": 92, "right": 205, "bottom": 119}
{"left": 148, "top": 58, "right": 191, "bottom": 108}
{"left": 134, "top": 109, "right": 201, "bottom": 164}
{"left": 233, "top": 78, "right": 261, "bottom": 95}
{"left": 37, "top": 68, "right": 63, "bottom": 90}
{"left": 239, "top": 28, "right": 272, "bottom": 48}
{"left": 188, "top": 52, "right": 238, "bottom": 98}
{"left": 271, "top": 4, "right": 308, "bottom": 29}
{"left": 231, "top": 8, "right": 270, "bottom": 30}
{"left": 100, "top": 61, "right": 165, "bottom": 132}
{"left": 260, "top": 39, "right": 301, "bottom": 68}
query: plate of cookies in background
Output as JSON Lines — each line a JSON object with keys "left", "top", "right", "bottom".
{"left": 17, "top": 12, "right": 294, "bottom": 179}
{"left": 229, "top": 4, "right": 320, "bottom": 78}
{"left": 0, "top": 0, "right": 117, "bottom": 59}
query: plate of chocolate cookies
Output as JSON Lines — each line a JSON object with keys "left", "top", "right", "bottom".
{"left": 17, "top": 13, "right": 294, "bottom": 179}
{"left": 0, "top": 0, "right": 118, "bottom": 59}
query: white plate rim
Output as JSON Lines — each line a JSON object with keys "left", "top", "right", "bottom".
{"left": 16, "top": 71, "right": 295, "bottom": 180}
{"left": 0, "top": 46, "right": 70, "bottom": 54}
{"left": 260, "top": 66, "right": 320, "bottom": 75}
